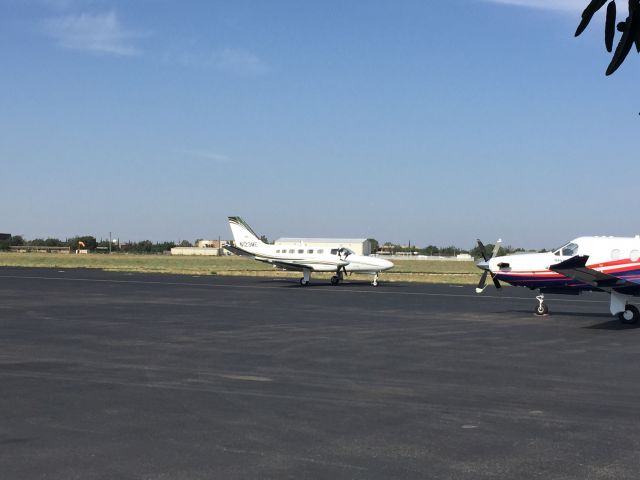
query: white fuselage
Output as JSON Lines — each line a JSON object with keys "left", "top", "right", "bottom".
{"left": 249, "top": 243, "right": 393, "bottom": 274}
{"left": 485, "top": 236, "right": 640, "bottom": 290}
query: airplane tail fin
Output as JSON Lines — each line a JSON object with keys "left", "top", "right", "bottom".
{"left": 228, "top": 217, "right": 266, "bottom": 250}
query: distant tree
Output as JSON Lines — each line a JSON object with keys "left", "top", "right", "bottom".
{"left": 439, "top": 246, "right": 458, "bottom": 257}
{"left": 575, "top": 0, "right": 640, "bottom": 75}
{"left": 137, "top": 240, "right": 154, "bottom": 253}
{"left": 10, "top": 235, "right": 25, "bottom": 246}
{"left": 178, "top": 240, "right": 192, "bottom": 247}
{"left": 97, "top": 238, "right": 120, "bottom": 252}
{"left": 367, "top": 238, "right": 379, "bottom": 253}
{"left": 422, "top": 245, "right": 439, "bottom": 256}
{"left": 470, "top": 243, "right": 507, "bottom": 260}
{"left": 469, "top": 242, "right": 532, "bottom": 258}
{"left": 44, "top": 238, "right": 65, "bottom": 247}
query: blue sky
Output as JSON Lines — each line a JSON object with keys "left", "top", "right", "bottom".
{"left": 1, "top": 0, "right": 638, "bottom": 249}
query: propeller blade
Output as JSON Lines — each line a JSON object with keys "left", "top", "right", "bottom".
{"left": 606, "top": 1, "right": 617, "bottom": 51}
{"left": 606, "top": 11, "right": 640, "bottom": 75}
{"left": 576, "top": 0, "right": 609, "bottom": 36}
{"left": 476, "top": 239, "right": 488, "bottom": 262}
{"left": 629, "top": 0, "right": 640, "bottom": 51}
{"left": 476, "top": 271, "right": 489, "bottom": 294}
{"left": 491, "top": 239, "right": 502, "bottom": 259}
{"left": 491, "top": 273, "right": 502, "bottom": 290}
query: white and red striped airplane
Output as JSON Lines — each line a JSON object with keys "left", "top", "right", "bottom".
{"left": 476, "top": 236, "right": 640, "bottom": 323}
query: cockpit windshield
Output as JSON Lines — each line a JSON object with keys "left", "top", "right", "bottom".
{"left": 553, "top": 242, "right": 579, "bottom": 257}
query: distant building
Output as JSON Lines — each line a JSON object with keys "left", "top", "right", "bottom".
{"left": 171, "top": 239, "right": 231, "bottom": 256}
{"left": 195, "top": 239, "right": 227, "bottom": 249}
{"left": 0, "top": 233, "right": 10, "bottom": 241}
{"left": 274, "top": 238, "right": 372, "bottom": 256}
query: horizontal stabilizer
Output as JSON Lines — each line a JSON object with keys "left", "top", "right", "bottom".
{"left": 223, "top": 243, "right": 254, "bottom": 258}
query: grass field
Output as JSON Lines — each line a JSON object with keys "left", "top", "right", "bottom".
{"left": 0, "top": 253, "right": 481, "bottom": 284}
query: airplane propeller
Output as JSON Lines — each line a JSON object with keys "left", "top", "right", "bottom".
{"left": 575, "top": 0, "right": 640, "bottom": 75}
{"left": 475, "top": 239, "right": 502, "bottom": 294}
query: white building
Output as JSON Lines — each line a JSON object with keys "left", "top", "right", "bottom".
{"left": 171, "top": 239, "right": 231, "bottom": 256}
{"left": 170, "top": 247, "right": 221, "bottom": 256}
{"left": 274, "top": 238, "right": 372, "bottom": 256}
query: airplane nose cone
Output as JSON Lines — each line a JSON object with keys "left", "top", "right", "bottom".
{"left": 476, "top": 260, "right": 490, "bottom": 271}
{"left": 382, "top": 259, "right": 394, "bottom": 270}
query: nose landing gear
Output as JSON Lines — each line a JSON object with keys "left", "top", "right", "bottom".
{"left": 331, "top": 268, "right": 345, "bottom": 286}
{"left": 535, "top": 294, "right": 549, "bottom": 316}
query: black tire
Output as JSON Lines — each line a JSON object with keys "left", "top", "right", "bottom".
{"left": 535, "top": 303, "right": 549, "bottom": 316}
{"left": 330, "top": 276, "right": 339, "bottom": 285}
{"left": 300, "top": 278, "right": 309, "bottom": 286}
{"left": 618, "top": 304, "right": 639, "bottom": 324}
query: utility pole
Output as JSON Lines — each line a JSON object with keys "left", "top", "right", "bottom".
{"left": 109, "top": 232, "right": 112, "bottom": 254}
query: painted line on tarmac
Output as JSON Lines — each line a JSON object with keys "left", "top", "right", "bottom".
{"left": 0, "top": 273, "right": 609, "bottom": 305}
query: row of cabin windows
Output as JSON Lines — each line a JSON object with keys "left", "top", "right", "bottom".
{"left": 274, "top": 248, "right": 342, "bottom": 255}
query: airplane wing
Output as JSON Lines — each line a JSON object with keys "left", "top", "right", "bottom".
{"left": 549, "top": 255, "right": 640, "bottom": 295}
{"left": 270, "top": 260, "right": 311, "bottom": 272}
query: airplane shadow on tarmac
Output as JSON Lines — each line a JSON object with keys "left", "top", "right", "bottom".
{"left": 507, "top": 309, "right": 639, "bottom": 330}
{"left": 256, "top": 278, "right": 404, "bottom": 289}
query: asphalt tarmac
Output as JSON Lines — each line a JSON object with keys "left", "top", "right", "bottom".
{"left": 1, "top": 267, "right": 639, "bottom": 480}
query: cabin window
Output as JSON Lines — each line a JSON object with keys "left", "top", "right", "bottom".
{"left": 307, "top": 249, "right": 314, "bottom": 254}
{"left": 289, "top": 249, "right": 295, "bottom": 254}
{"left": 330, "top": 248, "right": 339, "bottom": 255}
{"left": 317, "top": 249, "right": 324, "bottom": 254}
{"left": 611, "top": 249, "right": 621, "bottom": 260}
{"left": 298, "top": 249, "right": 304, "bottom": 254}
{"left": 276, "top": 250, "right": 280, "bottom": 253}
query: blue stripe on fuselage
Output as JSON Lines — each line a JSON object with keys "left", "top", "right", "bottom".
{"left": 495, "top": 268, "right": 640, "bottom": 291}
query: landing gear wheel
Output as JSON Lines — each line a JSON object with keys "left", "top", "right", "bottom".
{"left": 618, "top": 304, "right": 639, "bottom": 324}
{"left": 300, "top": 278, "right": 309, "bottom": 286}
{"left": 534, "top": 294, "right": 548, "bottom": 316}
{"left": 330, "top": 276, "right": 340, "bottom": 286}
{"left": 535, "top": 303, "right": 549, "bottom": 316}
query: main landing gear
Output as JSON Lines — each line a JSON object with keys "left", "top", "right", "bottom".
{"left": 618, "top": 305, "right": 640, "bottom": 325}
{"left": 300, "top": 269, "right": 311, "bottom": 287}
{"left": 330, "top": 272, "right": 381, "bottom": 286}
{"left": 534, "top": 294, "right": 549, "bottom": 316}
{"left": 610, "top": 292, "right": 639, "bottom": 324}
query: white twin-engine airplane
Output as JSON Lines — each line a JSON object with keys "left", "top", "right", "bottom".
{"left": 476, "top": 236, "right": 640, "bottom": 324}
{"left": 224, "top": 217, "right": 394, "bottom": 286}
